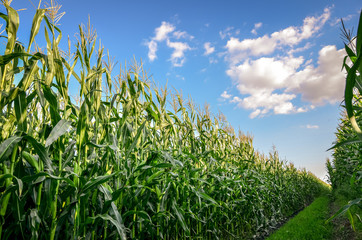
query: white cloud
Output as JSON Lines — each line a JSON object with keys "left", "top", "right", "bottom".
{"left": 240, "top": 92, "right": 298, "bottom": 118}
{"left": 343, "top": 14, "right": 354, "bottom": 21}
{"left": 300, "top": 7, "right": 330, "bottom": 39}
{"left": 289, "top": 45, "right": 345, "bottom": 105}
{"left": 147, "top": 40, "right": 158, "bottom": 61}
{"left": 255, "top": 22, "right": 262, "bottom": 28}
{"left": 296, "top": 107, "right": 308, "bottom": 113}
{"left": 271, "top": 7, "right": 330, "bottom": 46}
{"left": 221, "top": 91, "right": 232, "bottom": 99}
{"left": 173, "top": 31, "right": 186, "bottom": 39}
{"left": 274, "top": 101, "right": 295, "bottom": 114}
{"left": 230, "top": 96, "right": 242, "bottom": 103}
{"left": 225, "top": 45, "right": 345, "bottom": 117}
{"left": 225, "top": 90, "right": 300, "bottom": 118}
{"left": 306, "top": 124, "right": 319, "bottom": 129}
{"left": 173, "top": 30, "right": 194, "bottom": 40}
{"left": 251, "top": 22, "right": 262, "bottom": 35}
{"left": 222, "top": 7, "right": 343, "bottom": 118}
{"left": 225, "top": 55, "right": 305, "bottom": 117}
{"left": 166, "top": 40, "right": 191, "bottom": 67}
{"left": 147, "top": 21, "right": 175, "bottom": 62}
{"left": 225, "top": 7, "right": 331, "bottom": 64}
{"left": 227, "top": 56, "right": 304, "bottom": 94}
{"left": 249, "top": 109, "right": 261, "bottom": 119}
{"left": 154, "top": 21, "right": 175, "bottom": 41}
{"left": 288, "top": 42, "right": 313, "bottom": 55}
{"left": 204, "top": 42, "right": 215, "bottom": 55}
{"left": 331, "top": 14, "right": 354, "bottom": 26}
{"left": 146, "top": 21, "right": 192, "bottom": 66}
{"left": 226, "top": 36, "right": 277, "bottom": 63}
{"left": 219, "top": 26, "right": 239, "bottom": 40}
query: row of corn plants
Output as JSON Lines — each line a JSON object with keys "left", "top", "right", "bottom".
{"left": 326, "top": 10, "right": 362, "bottom": 231}
{"left": 0, "top": 2, "right": 325, "bottom": 239}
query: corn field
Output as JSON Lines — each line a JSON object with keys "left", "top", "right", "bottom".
{"left": 326, "top": 10, "right": 362, "bottom": 230}
{"left": 327, "top": 103, "right": 362, "bottom": 192}
{"left": 0, "top": 2, "right": 325, "bottom": 239}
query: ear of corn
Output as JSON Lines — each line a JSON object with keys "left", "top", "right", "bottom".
{"left": 0, "top": 3, "right": 325, "bottom": 239}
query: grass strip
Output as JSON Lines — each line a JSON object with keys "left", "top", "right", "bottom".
{"left": 267, "top": 195, "right": 333, "bottom": 240}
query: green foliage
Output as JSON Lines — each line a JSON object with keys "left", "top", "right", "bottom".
{"left": 0, "top": 2, "right": 325, "bottom": 239}
{"left": 327, "top": 10, "right": 362, "bottom": 232}
{"left": 267, "top": 195, "right": 332, "bottom": 240}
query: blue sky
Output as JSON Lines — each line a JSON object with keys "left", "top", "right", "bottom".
{"left": 3, "top": 0, "right": 362, "bottom": 180}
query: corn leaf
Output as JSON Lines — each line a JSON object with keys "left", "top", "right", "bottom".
{"left": 28, "top": 9, "right": 47, "bottom": 53}
{"left": 45, "top": 119, "right": 72, "bottom": 147}
{"left": 0, "top": 136, "right": 22, "bottom": 163}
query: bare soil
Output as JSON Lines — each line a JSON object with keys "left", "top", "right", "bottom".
{"left": 329, "top": 201, "right": 362, "bottom": 240}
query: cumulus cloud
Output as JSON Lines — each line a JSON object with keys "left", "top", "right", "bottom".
{"left": 225, "top": 45, "right": 344, "bottom": 118}
{"left": 226, "top": 36, "right": 277, "bottom": 63}
{"left": 226, "top": 56, "right": 304, "bottom": 94}
{"left": 225, "top": 55, "right": 307, "bottom": 117}
{"left": 232, "top": 92, "right": 299, "bottom": 118}
{"left": 146, "top": 21, "right": 192, "bottom": 67}
{"left": 289, "top": 45, "right": 345, "bottom": 105}
{"left": 222, "top": 7, "right": 343, "bottom": 118}
{"left": 225, "top": 7, "right": 331, "bottom": 64}
{"left": 204, "top": 42, "right": 215, "bottom": 55}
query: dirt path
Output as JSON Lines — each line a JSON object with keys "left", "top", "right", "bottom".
{"left": 329, "top": 201, "right": 361, "bottom": 240}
